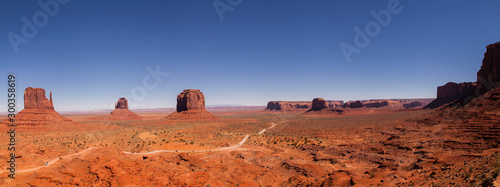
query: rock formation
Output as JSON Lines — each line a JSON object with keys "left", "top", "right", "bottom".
{"left": 176, "top": 89, "right": 206, "bottom": 112}
{"left": 326, "top": 100, "right": 344, "bottom": 108}
{"left": 166, "top": 89, "right": 218, "bottom": 120}
{"left": 266, "top": 101, "right": 312, "bottom": 111}
{"left": 311, "top": 98, "right": 328, "bottom": 111}
{"left": 115, "top": 97, "right": 128, "bottom": 109}
{"left": 24, "top": 87, "right": 54, "bottom": 110}
{"left": 425, "top": 82, "right": 478, "bottom": 109}
{"left": 3, "top": 87, "right": 75, "bottom": 126}
{"left": 343, "top": 101, "right": 364, "bottom": 108}
{"left": 107, "top": 97, "right": 142, "bottom": 120}
{"left": 477, "top": 42, "right": 500, "bottom": 89}
{"left": 368, "top": 100, "right": 402, "bottom": 108}
{"left": 425, "top": 42, "right": 500, "bottom": 109}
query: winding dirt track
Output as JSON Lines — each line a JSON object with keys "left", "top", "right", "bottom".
{"left": 3, "top": 122, "right": 280, "bottom": 174}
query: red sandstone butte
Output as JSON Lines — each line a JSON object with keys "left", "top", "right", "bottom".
{"left": 166, "top": 89, "right": 218, "bottom": 120}
{"left": 3, "top": 87, "right": 75, "bottom": 126}
{"left": 107, "top": 97, "right": 142, "bottom": 120}
{"left": 311, "top": 98, "right": 328, "bottom": 111}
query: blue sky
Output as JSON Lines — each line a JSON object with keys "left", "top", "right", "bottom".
{"left": 1, "top": 0, "right": 499, "bottom": 111}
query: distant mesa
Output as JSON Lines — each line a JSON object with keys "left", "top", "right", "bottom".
{"left": 2, "top": 87, "right": 75, "bottom": 126}
{"left": 107, "top": 97, "right": 142, "bottom": 120}
{"left": 403, "top": 101, "right": 425, "bottom": 109}
{"left": 166, "top": 89, "right": 218, "bottom": 120}
{"left": 268, "top": 98, "right": 432, "bottom": 111}
{"left": 266, "top": 101, "right": 311, "bottom": 111}
{"left": 343, "top": 100, "right": 364, "bottom": 108}
{"left": 306, "top": 98, "right": 344, "bottom": 114}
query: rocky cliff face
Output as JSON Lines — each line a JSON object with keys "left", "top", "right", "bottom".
{"left": 311, "top": 98, "right": 328, "bottom": 111}
{"left": 115, "top": 97, "right": 129, "bottom": 109}
{"left": 425, "top": 82, "right": 478, "bottom": 109}
{"left": 177, "top": 89, "right": 206, "bottom": 112}
{"left": 477, "top": 42, "right": 500, "bottom": 88}
{"left": 24, "top": 87, "right": 54, "bottom": 110}
{"left": 437, "top": 82, "right": 477, "bottom": 99}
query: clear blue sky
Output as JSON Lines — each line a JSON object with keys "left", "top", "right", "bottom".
{"left": 1, "top": 0, "right": 499, "bottom": 111}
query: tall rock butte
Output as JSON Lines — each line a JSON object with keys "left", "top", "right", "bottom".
{"left": 115, "top": 97, "right": 129, "bottom": 109}
{"left": 107, "top": 97, "right": 142, "bottom": 120}
{"left": 24, "top": 87, "right": 54, "bottom": 110}
{"left": 166, "top": 89, "right": 218, "bottom": 120}
{"left": 311, "top": 98, "right": 328, "bottom": 111}
{"left": 3, "top": 87, "right": 75, "bottom": 126}
{"left": 176, "top": 89, "right": 205, "bottom": 112}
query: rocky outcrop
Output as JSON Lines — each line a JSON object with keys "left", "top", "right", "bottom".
{"left": 24, "top": 87, "right": 54, "bottom": 110}
{"left": 477, "top": 42, "right": 500, "bottom": 89}
{"left": 177, "top": 89, "right": 205, "bottom": 112}
{"left": 311, "top": 98, "right": 328, "bottom": 111}
{"left": 343, "top": 101, "right": 364, "bottom": 108}
{"left": 266, "top": 101, "right": 312, "bottom": 111}
{"left": 115, "top": 97, "right": 128, "bottom": 109}
{"left": 107, "top": 97, "right": 142, "bottom": 120}
{"left": 167, "top": 89, "right": 218, "bottom": 120}
{"left": 425, "top": 82, "right": 478, "bottom": 109}
{"left": 2, "top": 87, "right": 75, "bottom": 126}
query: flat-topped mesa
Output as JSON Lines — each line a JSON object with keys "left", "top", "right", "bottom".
{"left": 311, "top": 98, "right": 328, "bottom": 111}
{"left": 343, "top": 100, "right": 364, "bottom": 108}
{"left": 266, "top": 101, "right": 312, "bottom": 111}
{"left": 477, "top": 42, "right": 500, "bottom": 88}
{"left": 24, "top": 87, "right": 54, "bottom": 110}
{"left": 115, "top": 97, "right": 129, "bottom": 109}
{"left": 176, "top": 89, "right": 205, "bottom": 112}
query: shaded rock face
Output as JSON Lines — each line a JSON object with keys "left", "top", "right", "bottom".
{"left": 115, "top": 97, "right": 128, "bottom": 109}
{"left": 177, "top": 89, "right": 205, "bottom": 112}
{"left": 343, "top": 101, "right": 364, "bottom": 108}
{"left": 425, "top": 82, "right": 478, "bottom": 109}
{"left": 311, "top": 98, "right": 328, "bottom": 111}
{"left": 24, "top": 87, "right": 54, "bottom": 110}
{"left": 437, "top": 82, "right": 477, "bottom": 99}
{"left": 477, "top": 42, "right": 500, "bottom": 88}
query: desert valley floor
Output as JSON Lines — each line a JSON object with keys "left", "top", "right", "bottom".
{"left": 1, "top": 102, "right": 500, "bottom": 186}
